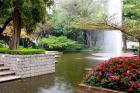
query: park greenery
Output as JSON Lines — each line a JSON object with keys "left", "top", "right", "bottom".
{"left": 0, "top": 0, "right": 140, "bottom": 52}
{"left": 0, "top": 0, "right": 53, "bottom": 49}
{"left": 50, "top": 0, "right": 105, "bottom": 46}
{"left": 39, "top": 36, "right": 82, "bottom": 51}
{"left": 0, "top": 0, "right": 139, "bottom": 92}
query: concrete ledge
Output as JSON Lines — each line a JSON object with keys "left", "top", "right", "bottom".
{"left": 0, "top": 53, "right": 55, "bottom": 78}
{"left": 77, "top": 84, "right": 125, "bottom": 93}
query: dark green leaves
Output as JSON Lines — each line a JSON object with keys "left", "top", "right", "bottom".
{"left": 0, "top": 0, "right": 53, "bottom": 33}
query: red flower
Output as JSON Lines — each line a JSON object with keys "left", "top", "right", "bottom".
{"left": 101, "top": 68, "right": 105, "bottom": 72}
{"left": 129, "top": 87, "right": 134, "bottom": 92}
{"left": 83, "top": 56, "right": 140, "bottom": 92}
{"left": 114, "top": 76, "right": 119, "bottom": 81}
{"left": 130, "top": 69, "right": 134, "bottom": 73}
{"left": 96, "top": 76, "right": 100, "bottom": 81}
{"left": 124, "top": 59, "right": 128, "bottom": 62}
{"left": 130, "top": 81, "right": 135, "bottom": 87}
{"left": 127, "top": 70, "right": 130, "bottom": 74}
{"left": 98, "top": 71, "right": 102, "bottom": 76}
{"left": 111, "top": 65, "right": 115, "bottom": 69}
{"left": 138, "top": 83, "right": 140, "bottom": 87}
{"left": 126, "top": 65, "right": 131, "bottom": 69}
{"left": 126, "top": 76, "right": 131, "bottom": 81}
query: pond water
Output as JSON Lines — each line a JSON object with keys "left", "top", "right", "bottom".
{"left": 0, "top": 52, "right": 102, "bottom": 93}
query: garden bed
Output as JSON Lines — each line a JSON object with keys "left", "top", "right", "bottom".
{"left": 77, "top": 84, "right": 125, "bottom": 93}
{"left": 82, "top": 57, "right": 140, "bottom": 93}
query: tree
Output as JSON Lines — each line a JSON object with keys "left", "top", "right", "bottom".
{"left": 122, "top": 0, "right": 140, "bottom": 57}
{"left": 52, "top": 0, "right": 106, "bottom": 46}
{"left": 0, "top": 0, "right": 53, "bottom": 49}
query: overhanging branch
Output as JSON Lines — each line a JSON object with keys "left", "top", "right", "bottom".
{"left": 0, "top": 17, "right": 12, "bottom": 35}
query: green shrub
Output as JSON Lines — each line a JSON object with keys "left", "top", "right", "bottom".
{"left": 0, "top": 48, "right": 9, "bottom": 53}
{"left": 0, "top": 48, "right": 45, "bottom": 55}
{"left": 0, "top": 40, "right": 5, "bottom": 48}
{"left": 39, "top": 36, "right": 82, "bottom": 51}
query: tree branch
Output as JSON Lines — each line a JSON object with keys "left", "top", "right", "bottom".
{"left": 0, "top": 17, "right": 12, "bottom": 35}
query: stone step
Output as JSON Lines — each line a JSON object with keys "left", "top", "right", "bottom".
{"left": 0, "top": 66, "right": 9, "bottom": 71}
{"left": 55, "top": 60, "right": 59, "bottom": 64}
{"left": 55, "top": 55, "right": 61, "bottom": 58}
{"left": 0, "top": 63, "right": 4, "bottom": 67}
{"left": 0, "top": 75, "right": 20, "bottom": 82}
{"left": 0, "top": 71, "right": 15, "bottom": 76}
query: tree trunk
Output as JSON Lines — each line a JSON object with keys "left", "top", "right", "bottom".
{"left": 10, "top": 1, "right": 21, "bottom": 49}
{"left": 83, "top": 30, "right": 92, "bottom": 46}
{"left": 123, "top": 34, "right": 127, "bottom": 50}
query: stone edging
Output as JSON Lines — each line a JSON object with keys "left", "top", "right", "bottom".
{"left": 77, "top": 84, "right": 125, "bottom": 93}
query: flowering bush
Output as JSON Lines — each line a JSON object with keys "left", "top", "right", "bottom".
{"left": 83, "top": 57, "right": 140, "bottom": 93}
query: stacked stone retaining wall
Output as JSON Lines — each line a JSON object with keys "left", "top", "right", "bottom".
{"left": 0, "top": 54, "right": 55, "bottom": 78}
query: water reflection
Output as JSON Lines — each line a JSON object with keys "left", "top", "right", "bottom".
{"left": 0, "top": 52, "right": 101, "bottom": 93}
{"left": 0, "top": 74, "right": 55, "bottom": 93}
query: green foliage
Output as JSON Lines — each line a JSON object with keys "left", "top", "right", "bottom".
{"left": 122, "top": 0, "right": 140, "bottom": 43}
{"left": 0, "top": 0, "right": 12, "bottom": 26}
{"left": 51, "top": 0, "right": 106, "bottom": 30}
{"left": 50, "top": 24, "right": 83, "bottom": 41}
{"left": 0, "top": 0, "right": 53, "bottom": 33}
{"left": 39, "top": 36, "right": 82, "bottom": 51}
{"left": 0, "top": 40, "right": 5, "bottom": 48}
{"left": 0, "top": 48, "right": 45, "bottom": 55}
{"left": 123, "top": 0, "right": 140, "bottom": 6}
{"left": 123, "top": 0, "right": 140, "bottom": 20}
{"left": 0, "top": 48, "right": 9, "bottom": 53}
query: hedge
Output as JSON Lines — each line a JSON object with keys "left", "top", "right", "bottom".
{"left": 0, "top": 48, "right": 45, "bottom": 55}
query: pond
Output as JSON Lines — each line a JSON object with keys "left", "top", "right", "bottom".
{"left": 0, "top": 52, "right": 102, "bottom": 93}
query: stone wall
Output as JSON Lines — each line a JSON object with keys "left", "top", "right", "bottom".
{"left": 0, "top": 54, "right": 55, "bottom": 78}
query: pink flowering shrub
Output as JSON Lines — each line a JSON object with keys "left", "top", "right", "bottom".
{"left": 83, "top": 57, "right": 140, "bottom": 93}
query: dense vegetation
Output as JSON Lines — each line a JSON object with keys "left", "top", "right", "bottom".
{"left": 39, "top": 36, "right": 82, "bottom": 51}
{"left": 50, "top": 0, "right": 105, "bottom": 46}
{"left": 0, "top": 0, "right": 53, "bottom": 49}
{"left": 0, "top": 0, "right": 140, "bottom": 52}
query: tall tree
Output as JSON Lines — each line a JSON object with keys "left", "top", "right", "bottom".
{"left": 0, "top": 0, "right": 53, "bottom": 49}
{"left": 123, "top": 0, "right": 140, "bottom": 56}
{"left": 52, "top": 0, "right": 106, "bottom": 46}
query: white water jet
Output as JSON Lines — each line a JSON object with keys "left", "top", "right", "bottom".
{"left": 103, "top": 0, "right": 123, "bottom": 57}
{"left": 91, "top": 0, "right": 123, "bottom": 60}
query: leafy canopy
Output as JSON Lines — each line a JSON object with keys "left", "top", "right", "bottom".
{"left": 0, "top": 0, "right": 53, "bottom": 33}
{"left": 123, "top": 0, "right": 140, "bottom": 20}
{"left": 121, "top": 0, "right": 140, "bottom": 40}
{"left": 52, "top": 0, "right": 106, "bottom": 30}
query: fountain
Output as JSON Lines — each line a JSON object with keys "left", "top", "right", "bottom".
{"left": 91, "top": 0, "right": 134, "bottom": 60}
{"left": 104, "top": 0, "right": 123, "bottom": 56}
